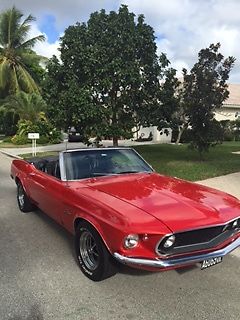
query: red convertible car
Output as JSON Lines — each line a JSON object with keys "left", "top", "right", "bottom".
{"left": 11, "top": 148, "right": 240, "bottom": 281}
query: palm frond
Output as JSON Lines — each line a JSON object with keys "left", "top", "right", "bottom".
{"left": 14, "top": 14, "right": 36, "bottom": 46}
{"left": 12, "top": 65, "right": 20, "bottom": 92}
{"left": 16, "top": 64, "right": 40, "bottom": 93}
{"left": 0, "top": 56, "right": 10, "bottom": 89}
{"left": 2, "top": 91, "right": 46, "bottom": 122}
{"left": 0, "top": 7, "right": 46, "bottom": 97}
{"left": 18, "top": 35, "right": 46, "bottom": 50}
{"left": 7, "top": 7, "right": 23, "bottom": 48}
{"left": 20, "top": 51, "right": 48, "bottom": 66}
{"left": 21, "top": 14, "right": 36, "bottom": 25}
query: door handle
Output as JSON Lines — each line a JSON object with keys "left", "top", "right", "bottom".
{"left": 29, "top": 172, "right": 36, "bottom": 176}
{"left": 64, "top": 209, "right": 72, "bottom": 215}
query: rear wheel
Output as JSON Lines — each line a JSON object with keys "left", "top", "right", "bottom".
{"left": 75, "top": 221, "right": 117, "bottom": 281}
{"left": 17, "top": 181, "right": 35, "bottom": 212}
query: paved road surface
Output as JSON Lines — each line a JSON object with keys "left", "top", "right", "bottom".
{"left": 0, "top": 153, "right": 240, "bottom": 320}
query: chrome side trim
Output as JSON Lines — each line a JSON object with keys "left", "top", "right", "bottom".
{"left": 113, "top": 236, "right": 240, "bottom": 268}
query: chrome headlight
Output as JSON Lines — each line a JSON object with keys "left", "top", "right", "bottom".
{"left": 163, "top": 235, "right": 176, "bottom": 248}
{"left": 124, "top": 234, "right": 139, "bottom": 249}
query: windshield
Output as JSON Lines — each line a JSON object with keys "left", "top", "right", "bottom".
{"left": 63, "top": 148, "right": 153, "bottom": 180}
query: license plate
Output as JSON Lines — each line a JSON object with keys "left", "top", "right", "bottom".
{"left": 201, "top": 257, "right": 223, "bottom": 270}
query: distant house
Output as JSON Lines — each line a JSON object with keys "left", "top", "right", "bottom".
{"left": 133, "top": 83, "right": 240, "bottom": 143}
{"left": 215, "top": 84, "right": 240, "bottom": 121}
{"left": 133, "top": 126, "right": 172, "bottom": 143}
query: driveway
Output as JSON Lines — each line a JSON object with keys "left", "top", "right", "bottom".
{"left": 0, "top": 152, "right": 240, "bottom": 320}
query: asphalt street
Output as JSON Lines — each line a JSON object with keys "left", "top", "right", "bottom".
{"left": 0, "top": 152, "right": 240, "bottom": 320}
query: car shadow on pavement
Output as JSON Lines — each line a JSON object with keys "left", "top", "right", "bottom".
{"left": 117, "top": 263, "right": 198, "bottom": 277}
{"left": 32, "top": 209, "right": 199, "bottom": 278}
{"left": 34, "top": 209, "right": 75, "bottom": 256}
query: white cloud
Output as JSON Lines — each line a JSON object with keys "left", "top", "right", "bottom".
{"left": 121, "top": 0, "right": 240, "bottom": 82}
{"left": 1, "top": 0, "right": 240, "bottom": 81}
{"left": 29, "top": 23, "right": 60, "bottom": 59}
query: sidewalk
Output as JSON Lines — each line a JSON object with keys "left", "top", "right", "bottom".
{"left": 197, "top": 172, "right": 240, "bottom": 258}
{"left": 197, "top": 172, "right": 240, "bottom": 199}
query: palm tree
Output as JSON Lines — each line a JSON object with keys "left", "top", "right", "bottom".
{"left": 2, "top": 91, "right": 46, "bottom": 122}
{"left": 0, "top": 6, "right": 46, "bottom": 98}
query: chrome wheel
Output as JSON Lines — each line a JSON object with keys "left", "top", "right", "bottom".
{"left": 79, "top": 230, "right": 99, "bottom": 271}
{"left": 17, "top": 184, "right": 25, "bottom": 208}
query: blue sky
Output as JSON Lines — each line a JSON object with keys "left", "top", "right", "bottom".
{"left": 1, "top": 0, "right": 240, "bottom": 82}
{"left": 39, "top": 14, "right": 59, "bottom": 44}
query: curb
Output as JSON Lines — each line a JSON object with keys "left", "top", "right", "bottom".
{"left": 0, "top": 150, "right": 23, "bottom": 159}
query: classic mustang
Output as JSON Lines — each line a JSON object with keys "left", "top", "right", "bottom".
{"left": 11, "top": 148, "right": 240, "bottom": 281}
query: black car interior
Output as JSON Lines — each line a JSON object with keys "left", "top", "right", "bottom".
{"left": 27, "top": 156, "right": 61, "bottom": 179}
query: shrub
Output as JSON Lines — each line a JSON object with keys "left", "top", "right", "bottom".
{"left": 11, "top": 135, "right": 29, "bottom": 145}
{"left": 3, "top": 136, "right": 13, "bottom": 143}
{"left": 171, "top": 128, "right": 193, "bottom": 143}
{"left": 0, "top": 110, "right": 19, "bottom": 136}
{"left": 12, "top": 119, "right": 62, "bottom": 145}
{"left": 223, "top": 132, "right": 234, "bottom": 141}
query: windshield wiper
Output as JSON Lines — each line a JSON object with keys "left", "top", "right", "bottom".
{"left": 116, "top": 170, "right": 140, "bottom": 174}
{"left": 91, "top": 172, "right": 115, "bottom": 177}
{"left": 116, "top": 170, "right": 153, "bottom": 175}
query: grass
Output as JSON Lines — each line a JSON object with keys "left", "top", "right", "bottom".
{"left": 19, "top": 152, "right": 58, "bottom": 158}
{"left": 0, "top": 141, "right": 56, "bottom": 148}
{"left": 19, "top": 142, "right": 240, "bottom": 181}
{"left": 0, "top": 142, "right": 33, "bottom": 148}
{"left": 134, "top": 142, "right": 240, "bottom": 181}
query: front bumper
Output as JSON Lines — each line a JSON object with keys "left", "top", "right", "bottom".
{"left": 113, "top": 236, "right": 240, "bottom": 269}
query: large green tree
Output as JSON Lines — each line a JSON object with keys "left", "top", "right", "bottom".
{"left": 183, "top": 43, "right": 235, "bottom": 155}
{"left": 44, "top": 5, "right": 173, "bottom": 146}
{"left": 0, "top": 6, "right": 45, "bottom": 98}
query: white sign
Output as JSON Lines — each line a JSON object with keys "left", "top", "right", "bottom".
{"left": 28, "top": 133, "right": 40, "bottom": 156}
{"left": 28, "top": 133, "right": 40, "bottom": 139}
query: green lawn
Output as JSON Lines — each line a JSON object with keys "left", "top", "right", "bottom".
{"left": 134, "top": 142, "right": 240, "bottom": 181}
{"left": 20, "top": 142, "right": 240, "bottom": 181}
{"left": 20, "top": 151, "right": 58, "bottom": 158}
{"left": 0, "top": 142, "right": 33, "bottom": 148}
{"left": 0, "top": 141, "right": 54, "bottom": 148}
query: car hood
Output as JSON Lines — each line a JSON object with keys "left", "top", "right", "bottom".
{"left": 85, "top": 173, "right": 240, "bottom": 232}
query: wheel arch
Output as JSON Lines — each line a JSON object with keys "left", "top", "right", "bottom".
{"left": 74, "top": 217, "right": 113, "bottom": 254}
{"left": 15, "top": 176, "right": 26, "bottom": 191}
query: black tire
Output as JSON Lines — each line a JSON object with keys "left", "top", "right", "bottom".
{"left": 75, "top": 221, "right": 117, "bottom": 281}
{"left": 17, "top": 181, "right": 35, "bottom": 213}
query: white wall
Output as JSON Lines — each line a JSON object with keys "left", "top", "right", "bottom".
{"left": 215, "top": 106, "right": 240, "bottom": 121}
{"left": 134, "top": 126, "right": 172, "bottom": 143}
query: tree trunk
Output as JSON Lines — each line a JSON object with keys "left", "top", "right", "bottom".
{"left": 176, "top": 125, "right": 185, "bottom": 144}
{"left": 113, "top": 136, "right": 118, "bottom": 147}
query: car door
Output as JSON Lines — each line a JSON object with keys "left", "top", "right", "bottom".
{"left": 27, "top": 167, "right": 66, "bottom": 224}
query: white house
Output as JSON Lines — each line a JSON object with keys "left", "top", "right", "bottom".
{"left": 132, "top": 83, "right": 240, "bottom": 143}
{"left": 215, "top": 84, "right": 240, "bottom": 121}
{"left": 133, "top": 126, "right": 172, "bottom": 143}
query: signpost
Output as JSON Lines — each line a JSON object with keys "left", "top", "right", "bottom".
{"left": 28, "top": 133, "right": 40, "bottom": 156}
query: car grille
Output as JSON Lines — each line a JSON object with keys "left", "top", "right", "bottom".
{"left": 157, "top": 218, "right": 240, "bottom": 256}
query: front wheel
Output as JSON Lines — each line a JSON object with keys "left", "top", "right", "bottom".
{"left": 17, "top": 181, "right": 35, "bottom": 212}
{"left": 75, "top": 221, "right": 117, "bottom": 281}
